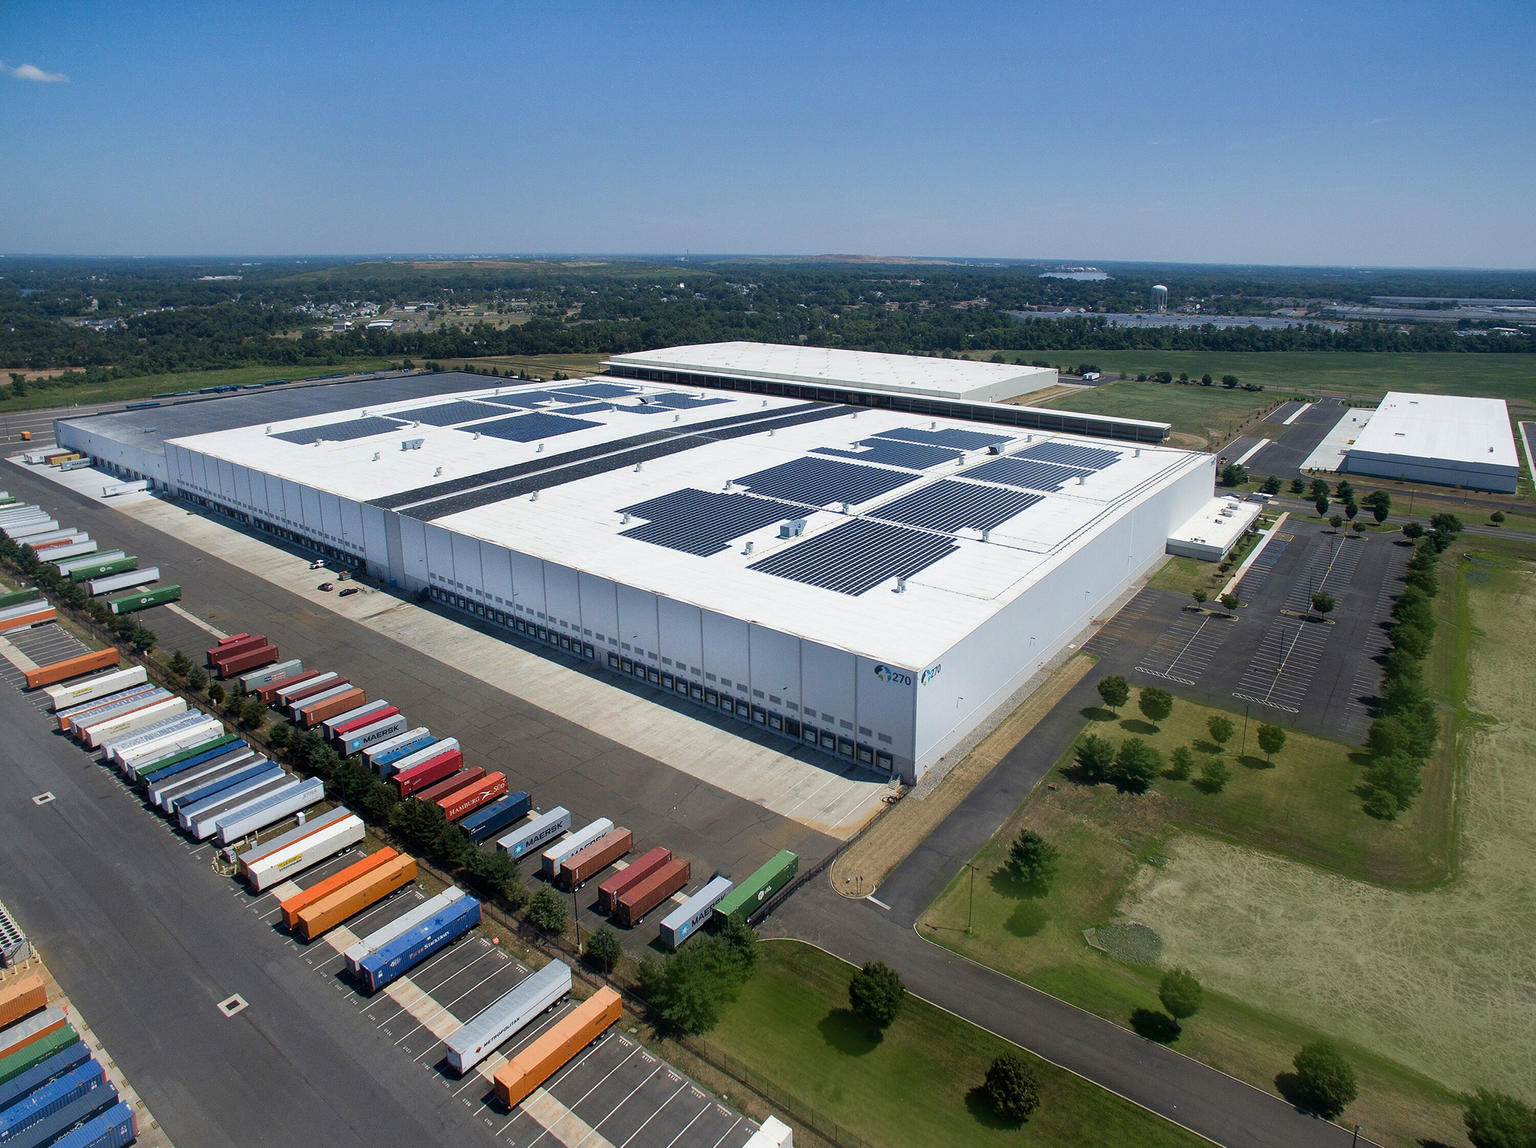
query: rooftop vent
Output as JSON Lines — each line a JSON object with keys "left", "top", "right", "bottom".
{"left": 743, "top": 540, "right": 754, "bottom": 554}
{"left": 621, "top": 513, "right": 631, "bottom": 525}
{"left": 536, "top": 443, "right": 544, "bottom": 452}
{"left": 433, "top": 466, "right": 443, "bottom": 477}
{"left": 531, "top": 490, "right": 540, "bottom": 501}
{"left": 401, "top": 438, "right": 424, "bottom": 451}
{"left": 371, "top": 452, "right": 380, "bottom": 462}
{"left": 895, "top": 575, "right": 907, "bottom": 593}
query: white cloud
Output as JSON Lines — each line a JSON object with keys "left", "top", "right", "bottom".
{"left": 1, "top": 62, "right": 69, "bottom": 83}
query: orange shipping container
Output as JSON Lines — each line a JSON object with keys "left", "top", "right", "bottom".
{"left": 278, "top": 847, "right": 397, "bottom": 930}
{"left": 0, "top": 974, "right": 46, "bottom": 1029}
{"left": 295, "top": 853, "right": 417, "bottom": 941}
{"left": 0, "top": 1008, "right": 67, "bottom": 1060}
{"left": 300, "top": 687, "right": 365, "bottom": 728}
{"left": 26, "top": 647, "right": 118, "bottom": 689}
{"left": 438, "top": 771, "right": 507, "bottom": 822}
{"left": 0, "top": 607, "right": 56, "bottom": 633}
{"left": 494, "top": 988, "right": 622, "bottom": 1109}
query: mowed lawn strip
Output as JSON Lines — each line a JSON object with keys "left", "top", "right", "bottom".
{"left": 1041, "top": 380, "right": 1280, "bottom": 443}
{"left": 710, "top": 940, "right": 1205, "bottom": 1148}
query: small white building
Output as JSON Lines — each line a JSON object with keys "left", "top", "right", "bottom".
{"left": 1343, "top": 392, "right": 1518, "bottom": 493}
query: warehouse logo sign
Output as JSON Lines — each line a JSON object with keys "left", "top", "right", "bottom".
{"left": 872, "top": 664, "right": 913, "bottom": 686}
{"left": 920, "top": 664, "right": 943, "bottom": 685}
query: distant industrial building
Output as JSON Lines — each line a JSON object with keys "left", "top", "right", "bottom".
{"left": 1341, "top": 392, "right": 1518, "bottom": 493}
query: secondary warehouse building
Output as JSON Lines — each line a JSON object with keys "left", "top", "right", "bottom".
{"left": 58, "top": 349, "right": 1212, "bottom": 783}
{"left": 1339, "top": 391, "right": 1519, "bottom": 493}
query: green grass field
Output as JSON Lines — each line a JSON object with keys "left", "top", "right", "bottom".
{"left": 708, "top": 941, "right": 1205, "bottom": 1148}
{"left": 1040, "top": 380, "right": 1289, "bottom": 445}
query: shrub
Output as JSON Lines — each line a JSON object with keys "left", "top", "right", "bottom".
{"left": 1207, "top": 715, "right": 1234, "bottom": 747}
{"left": 848, "top": 960, "right": 906, "bottom": 1033}
{"left": 983, "top": 1053, "right": 1041, "bottom": 1123}
{"left": 1291, "top": 1041, "right": 1357, "bottom": 1119}
{"left": 1199, "top": 756, "right": 1231, "bottom": 793}
{"left": 1168, "top": 746, "right": 1195, "bottom": 780}
{"left": 1109, "top": 738, "right": 1161, "bottom": 794}
{"left": 527, "top": 887, "right": 568, "bottom": 934}
{"left": 1159, "top": 968, "right": 1203, "bottom": 1020}
{"left": 584, "top": 927, "right": 623, "bottom": 974}
{"left": 1075, "top": 734, "right": 1116, "bottom": 784}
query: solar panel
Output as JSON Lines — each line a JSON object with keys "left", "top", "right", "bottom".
{"left": 608, "top": 402, "right": 671, "bottom": 415}
{"left": 479, "top": 390, "right": 569, "bottom": 408}
{"left": 869, "top": 480, "right": 1042, "bottom": 533}
{"left": 874, "top": 426, "right": 1011, "bottom": 451}
{"left": 389, "top": 400, "right": 506, "bottom": 426}
{"left": 617, "top": 488, "right": 802, "bottom": 556}
{"left": 638, "top": 393, "right": 730, "bottom": 410}
{"left": 555, "top": 382, "right": 637, "bottom": 399}
{"left": 270, "top": 416, "right": 404, "bottom": 445}
{"left": 814, "top": 438, "right": 961, "bottom": 470}
{"left": 554, "top": 402, "right": 613, "bottom": 416}
{"left": 1017, "top": 440, "right": 1120, "bottom": 469}
{"left": 464, "top": 412, "right": 601, "bottom": 442}
{"left": 963, "top": 456, "right": 1092, "bottom": 491}
{"left": 749, "top": 519, "right": 957, "bottom": 595}
{"left": 732, "top": 456, "right": 915, "bottom": 507}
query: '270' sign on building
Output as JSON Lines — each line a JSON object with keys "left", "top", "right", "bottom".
{"left": 874, "top": 663, "right": 942, "bottom": 687}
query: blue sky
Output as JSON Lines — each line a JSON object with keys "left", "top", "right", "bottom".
{"left": 2, "top": 1, "right": 1532, "bottom": 266}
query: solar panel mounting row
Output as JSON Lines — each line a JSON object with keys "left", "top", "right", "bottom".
{"left": 732, "top": 456, "right": 915, "bottom": 508}
{"left": 868, "top": 480, "right": 1042, "bottom": 533}
{"left": 748, "top": 518, "right": 957, "bottom": 596}
{"left": 618, "top": 488, "right": 802, "bottom": 556}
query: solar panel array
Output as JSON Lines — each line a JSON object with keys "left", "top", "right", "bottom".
{"left": 875, "top": 426, "right": 1011, "bottom": 451}
{"left": 963, "top": 456, "right": 1093, "bottom": 492}
{"left": 480, "top": 390, "right": 568, "bottom": 408}
{"left": 814, "top": 438, "right": 961, "bottom": 470}
{"left": 271, "top": 416, "right": 404, "bottom": 445}
{"left": 749, "top": 519, "right": 957, "bottom": 596}
{"left": 390, "top": 400, "right": 506, "bottom": 426}
{"left": 617, "top": 488, "right": 802, "bottom": 556}
{"left": 607, "top": 402, "right": 671, "bottom": 416}
{"left": 1018, "top": 440, "right": 1120, "bottom": 469}
{"left": 553, "top": 402, "right": 614, "bottom": 416}
{"left": 733, "top": 456, "right": 915, "bottom": 507}
{"left": 869, "top": 480, "right": 1042, "bottom": 533}
{"left": 557, "top": 382, "right": 638, "bottom": 400}
{"left": 465, "top": 412, "right": 601, "bottom": 442}
{"left": 640, "top": 393, "right": 730, "bottom": 410}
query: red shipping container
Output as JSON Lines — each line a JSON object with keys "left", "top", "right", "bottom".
{"left": 330, "top": 705, "right": 399, "bottom": 740}
{"left": 414, "top": 767, "right": 485, "bottom": 806}
{"left": 282, "top": 678, "right": 351, "bottom": 713}
{"left": 257, "top": 669, "right": 320, "bottom": 703}
{"left": 394, "top": 748, "right": 464, "bottom": 796}
{"left": 558, "top": 827, "right": 633, "bottom": 890}
{"left": 206, "top": 633, "right": 266, "bottom": 666}
{"left": 597, "top": 846, "right": 671, "bottom": 915}
{"left": 439, "top": 771, "right": 507, "bottom": 822}
{"left": 214, "top": 643, "right": 279, "bottom": 678}
{"left": 301, "top": 687, "right": 366, "bottom": 728}
{"left": 613, "top": 857, "right": 691, "bottom": 928}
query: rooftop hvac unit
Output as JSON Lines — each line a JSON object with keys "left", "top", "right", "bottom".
{"left": 371, "top": 452, "right": 380, "bottom": 461}
{"left": 981, "top": 529, "right": 991, "bottom": 542}
{"left": 530, "top": 491, "right": 540, "bottom": 501}
{"left": 895, "top": 576, "right": 907, "bottom": 593}
{"left": 1134, "top": 448, "right": 1142, "bottom": 457}
{"left": 956, "top": 454, "right": 966, "bottom": 465}
{"left": 1077, "top": 475, "right": 1086, "bottom": 485}
{"left": 621, "top": 513, "right": 631, "bottom": 525}
{"left": 535, "top": 443, "right": 544, "bottom": 453}
{"left": 743, "top": 541, "right": 754, "bottom": 554}
{"left": 474, "top": 432, "right": 481, "bottom": 440}
{"left": 987, "top": 445, "right": 1003, "bottom": 455}
{"left": 401, "top": 439, "right": 424, "bottom": 451}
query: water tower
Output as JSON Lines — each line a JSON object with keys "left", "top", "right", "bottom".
{"left": 1151, "top": 284, "right": 1168, "bottom": 313}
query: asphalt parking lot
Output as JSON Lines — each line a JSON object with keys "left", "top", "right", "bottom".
{"left": 1133, "top": 611, "right": 1236, "bottom": 686}
{"left": 1242, "top": 398, "right": 1347, "bottom": 476}
{"left": 5, "top": 618, "right": 92, "bottom": 669}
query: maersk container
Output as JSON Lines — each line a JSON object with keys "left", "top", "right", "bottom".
{"left": 340, "top": 713, "right": 408, "bottom": 758}
{"left": 384, "top": 737, "right": 458, "bottom": 784}
{"left": 237, "top": 658, "right": 301, "bottom": 692}
{"left": 540, "top": 818, "right": 615, "bottom": 879}
{"left": 0, "top": 1029, "right": 77, "bottom": 1090}
{"left": 393, "top": 747, "right": 463, "bottom": 797}
{"left": 239, "top": 811, "right": 365, "bottom": 892}
{"left": 1, "top": 1082, "right": 117, "bottom": 1148}
{"left": 177, "top": 766, "right": 284, "bottom": 833}
{"left": 344, "top": 887, "right": 466, "bottom": 974}
{"left": 459, "top": 790, "right": 531, "bottom": 844}
{"left": 0, "top": 1040, "right": 89, "bottom": 1112}
{"left": 134, "top": 733, "right": 241, "bottom": 784}
{"left": 215, "top": 776, "right": 324, "bottom": 845}
{"left": 110, "top": 715, "right": 222, "bottom": 772}
{"left": 55, "top": 550, "right": 124, "bottom": 576}
{"left": 0, "top": 1059, "right": 107, "bottom": 1140}
{"left": 85, "top": 567, "right": 158, "bottom": 597}
{"left": 556, "top": 827, "right": 633, "bottom": 891}
{"left": 498, "top": 807, "right": 570, "bottom": 859}
{"left": 597, "top": 847, "right": 671, "bottom": 915}
{"left": 107, "top": 584, "right": 180, "bottom": 614}
{"left": 147, "top": 749, "right": 254, "bottom": 808}
{"left": 42, "top": 667, "right": 146, "bottom": 713}
{"left": 163, "top": 756, "right": 271, "bottom": 814}
{"left": 659, "top": 876, "right": 734, "bottom": 950}
{"left": 67, "top": 557, "right": 137, "bottom": 583}
{"left": 58, "top": 685, "right": 162, "bottom": 735}
{"left": 48, "top": 1099, "right": 136, "bottom": 1148}
{"left": 361, "top": 726, "right": 430, "bottom": 769}
{"left": 270, "top": 671, "right": 337, "bottom": 707}
{"left": 445, "top": 960, "right": 571, "bottom": 1075}
{"left": 324, "top": 700, "right": 394, "bottom": 741}
{"left": 711, "top": 850, "right": 800, "bottom": 928}
{"left": 329, "top": 704, "right": 400, "bottom": 743}
{"left": 213, "top": 644, "right": 278, "bottom": 679}
{"left": 357, "top": 895, "right": 480, "bottom": 994}
{"left": 81, "top": 697, "right": 187, "bottom": 748}
{"left": 613, "top": 857, "right": 690, "bottom": 929}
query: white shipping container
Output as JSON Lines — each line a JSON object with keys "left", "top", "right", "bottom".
{"left": 498, "top": 807, "right": 571, "bottom": 859}
{"left": 237, "top": 657, "right": 301, "bottom": 691}
{"left": 445, "top": 960, "right": 572, "bottom": 1075}
{"left": 58, "top": 684, "right": 162, "bottom": 732}
{"left": 180, "top": 768, "right": 286, "bottom": 836}
{"left": 102, "top": 710, "right": 212, "bottom": 766}
{"left": 540, "top": 818, "right": 615, "bottom": 878}
{"left": 38, "top": 539, "right": 98, "bottom": 561}
{"left": 18, "top": 529, "right": 86, "bottom": 547}
{"left": 236, "top": 805, "right": 352, "bottom": 866}
{"left": 88, "top": 567, "right": 160, "bottom": 596}
{"left": 113, "top": 717, "right": 224, "bottom": 773}
{"left": 150, "top": 751, "right": 256, "bottom": 811}
{"left": 7, "top": 519, "right": 61, "bottom": 539}
{"left": 386, "top": 737, "right": 459, "bottom": 779}
{"left": 272, "top": 671, "right": 339, "bottom": 704}
{"left": 0, "top": 600, "right": 58, "bottom": 622}
{"left": 361, "top": 726, "right": 430, "bottom": 767}
{"left": 216, "top": 776, "right": 325, "bottom": 845}
{"left": 102, "top": 479, "right": 150, "bottom": 497}
{"left": 44, "top": 666, "right": 148, "bottom": 712}
{"left": 80, "top": 697, "right": 187, "bottom": 748}
{"left": 285, "top": 682, "right": 352, "bottom": 715}
{"left": 57, "top": 549, "right": 126, "bottom": 575}
{"left": 321, "top": 699, "right": 391, "bottom": 740}
{"left": 240, "top": 812, "right": 365, "bottom": 892}
{"left": 344, "top": 888, "right": 466, "bottom": 974}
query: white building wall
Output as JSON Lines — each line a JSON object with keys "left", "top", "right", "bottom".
{"left": 1344, "top": 451, "right": 1518, "bottom": 493}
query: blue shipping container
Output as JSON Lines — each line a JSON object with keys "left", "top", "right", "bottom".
{"left": 48, "top": 1100, "right": 136, "bottom": 1148}
{"left": 140, "top": 738, "right": 247, "bottom": 788}
{"left": 1, "top": 1082, "right": 115, "bottom": 1148}
{"left": 372, "top": 734, "right": 436, "bottom": 776}
{"left": 459, "top": 791, "right": 531, "bottom": 843}
{"left": 0, "top": 1060, "right": 105, "bottom": 1140}
{"left": 168, "top": 759, "right": 275, "bottom": 813}
{"left": 357, "top": 896, "right": 481, "bottom": 994}
{"left": 0, "top": 1042, "right": 88, "bottom": 1113}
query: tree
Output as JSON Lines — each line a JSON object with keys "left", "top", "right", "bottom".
{"left": 1311, "top": 591, "right": 1335, "bottom": 618}
{"left": 1199, "top": 756, "right": 1231, "bottom": 793}
{"left": 1256, "top": 722, "right": 1287, "bottom": 763}
{"left": 584, "top": 927, "right": 623, "bottom": 974}
{"left": 1289, "top": 478, "right": 1307, "bottom": 495}
{"left": 237, "top": 694, "right": 267, "bottom": 729}
{"left": 1401, "top": 521, "right": 1424, "bottom": 540}
{"left": 1138, "top": 686, "right": 1173, "bottom": 726}
{"left": 1191, "top": 587, "right": 1208, "bottom": 604}
{"left": 1207, "top": 715, "right": 1234, "bottom": 747}
{"left": 848, "top": 960, "right": 906, "bottom": 1033}
{"left": 1221, "top": 463, "right": 1248, "bottom": 487}
{"left": 1463, "top": 1087, "right": 1536, "bottom": 1148}
{"left": 1109, "top": 737, "right": 1162, "bottom": 794}
{"left": 1220, "top": 592, "right": 1240, "bottom": 609}
{"left": 186, "top": 665, "right": 208, "bottom": 691}
{"left": 1075, "top": 734, "right": 1116, "bottom": 784}
{"left": 130, "top": 625, "right": 157, "bottom": 654}
{"left": 1364, "top": 490, "right": 1391, "bottom": 524}
{"left": 1168, "top": 745, "right": 1195, "bottom": 780}
{"left": 983, "top": 1053, "right": 1040, "bottom": 1123}
{"left": 1261, "top": 474, "right": 1282, "bottom": 495}
{"left": 1352, "top": 521, "right": 1366, "bottom": 534}
{"left": 207, "top": 682, "right": 225, "bottom": 707}
{"left": 1315, "top": 497, "right": 1330, "bottom": 517}
{"left": 1335, "top": 480, "right": 1354, "bottom": 502}
{"left": 527, "top": 886, "right": 568, "bottom": 935}
{"left": 1430, "top": 512, "right": 1463, "bottom": 536}
{"left": 1329, "top": 514, "right": 1344, "bottom": 529}
{"left": 1291, "top": 1041, "right": 1357, "bottom": 1119}
{"left": 1096, "top": 674, "right": 1129, "bottom": 713}
{"left": 1490, "top": 511, "right": 1506, "bottom": 525}
{"left": 1159, "top": 968, "right": 1203, "bottom": 1021}
{"left": 1005, "top": 830, "right": 1059, "bottom": 889}
{"left": 1221, "top": 374, "right": 1240, "bottom": 388}
{"left": 168, "top": 649, "right": 191, "bottom": 677}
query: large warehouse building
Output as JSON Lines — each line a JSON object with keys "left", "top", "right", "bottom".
{"left": 57, "top": 350, "right": 1213, "bottom": 783}
{"left": 1341, "top": 392, "right": 1519, "bottom": 493}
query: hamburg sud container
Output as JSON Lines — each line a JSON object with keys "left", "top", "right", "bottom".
{"left": 438, "top": 772, "right": 507, "bottom": 822}
{"left": 597, "top": 847, "right": 671, "bottom": 915}
{"left": 356, "top": 894, "right": 480, "bottom": 994}
{"left": 459, "top": 791, "right": 531, "bottom": 844}
{"left": 238, "top": 808, "right": 365, "bottom": 892}
{"left": 445, "top": 960, "right": 572, "bottom": 1075}
{"left": 539, "top": 818, "right": 614, "bottom": 879}
{"left": 497, "top": 807, "right": 570, "bottom": 860}
{"left": 659, "top": 875, "right": 734, "bottom": 950}
{"left": 344, "top": 888, "right": 465, "bottom": 975}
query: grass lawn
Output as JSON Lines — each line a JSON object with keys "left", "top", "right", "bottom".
{"left": 440, "top": 353, "right": 611, "bottom": 379}
{"left": 708, "top": 941, "right": 1205, "bottom": 1148}
{"left": 1040, "top": 380, "right": 1283, "bottom": 445}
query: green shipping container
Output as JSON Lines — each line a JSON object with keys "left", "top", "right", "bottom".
{"left": 108, "top": 585, "right": 181, "bottom": 614}
{"left": 69, "top": 556, "right": 139, "bottom": 583}
{"left": 712, "top": 850, "right": 799, "bottom": 927}
{"left": 0, "top": 587, "right": 42, "bottom": 609}
{"left": 132, "top": 732, "right": 239, "bottom": 782}
{"left": 0, "top": 1026, "right": 79, "bottom": 1087}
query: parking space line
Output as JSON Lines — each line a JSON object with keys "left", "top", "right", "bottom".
{"left": 618, "top": 1080, "right": 690, "bottom": 1147}
{"left": 707, "top": 1115, "right": 746, "bottom": 1148}
{"left": 659, "top": 1101, "right": 714, "bottom": 1148}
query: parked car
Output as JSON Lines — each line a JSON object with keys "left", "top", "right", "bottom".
{"left": 319, "top": 581, "right": 335, "bottom": 591}
{"left": 339, "top": 587, "right": 361, "bottom": 598}
{"left": 309, "top": 559, "right": 326, "bottom": 569}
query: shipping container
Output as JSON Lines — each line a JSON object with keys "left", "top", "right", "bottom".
{"left": 1, "top": 1081, "right": 117, "bottom": 1148}
{"left": 539, "top": 818, "right": 615, "bottom": 880}
{"left": 23, "top": 530, "right": 88, "bottom": 549}
{"left": 659, "top": 876, "right": 734, "bottom": 950}
{"left": 7, "top": 519, "right": 60, "bottom": 539}
{"left": 213, "top": 643, "right": 278, "bottom": 678}
{"left": 0, "top": 1059, "right": 107, "bottom": 1140}
{"left": 371, "top": 734, "right": 440, "bottom": 778}
{"left": 58, "top": 458, "right": 92, "bottom": 471}
{"left": 556, "top": 827, "right": 633, "bottom": 891}
{"left": 294, "top": 852, "right": 417, "bottom": 942}
{"left": 110, "top": 716, "right": 223, "bottom": 773}
{"left": 58, "top": 685, "right": 163, "bottom": 734}
{"left": 86, "top": 567, "right": 158, "bottom": 597}
{"left": 459, "top": 790, "right": 531, "bottom": 844}
{"left": 323, "top": 701, "right": 395, "bottom": 741}
{"left": 236, "top": 657, "right": 301, "bottom": 692}
{"left": 613, "top": 857, "right": 690, "bottom": 928}
{"left": 0, "top": 976, "right": 46, "bottom": 1030}
{"left": 0, "top": 1040, "right": 89, "bottom": 1113}
{"left": 281, "top": 679, "right": 351, "bottom": 716}
{"left": 498, "top": 807, "right": 571, "bottom": 860}
{"left": 392, "top": 747, "right": 463, "bottom": 796}
{"left": 32, "top": 541, "right": 96, "bottom": 562}
{"left": 261, "top": 669, "right": 331, "bottom": 705}
{"left": 278, "top": 847, "right": 398, "bottom": 930}
{"left": 0, "top": 1007, "right": 67, "bottom": 1061}
{"left": 492, "top": 988, "right": 622, "bottom": 1109}
{"left": 210, "top": 633, "right": 250, "bottom": 649}
{"left": 0, "top": 608, "right": 54, "bottom": 633}
{"left": 101, "top": 708, "right": 213, "bottom": 762}
{"left": 47, "top": 1099, "right": 137, "bottom": 1148}
{"left": 178, "top": 768, "right": 286, "bottom": 836}
{"left": 215, "top": 776, "right": 324, "bottom": 844}
{"left": 0, "top": 1028, "right": 77, "bottom": 1090}
{"left": 0, "top": 589, "right": 40, "bottom": 610}
{"left": 360, "top": 726, "right": 430, "bottom": 769}
{"left": 356, "top": 895, "right": 480, "bottom": 994}
{"left": 44, "top": 451, "right": 80, "bottom": 465}
{"left": 42, "top": 667, "right": 145, "bottom": 713}
{"left": 0, "top": 600, "right": 54, "bottom": 624}
{"left": 377, "top": 736, "right": 454, "bottom": 780}
{"left": 205, "top": 633, "right": 267, "bottom": 666}
{"left": 338, "top": 713, "right": 408, "bottom": 758}
{"left": 134, "top": 733, "right": 241, "bottom": 785}
{"left": 344, "top": 888, "right": 465, "bottom": 974}
{"left": 148, "top": 749, "right": 255, "bottom": 810}
{"left": 712, "top": 850, "right": 799, "bottom": 928}
{"left": 102, "top": 479, "right": 150, "bottom": 497}
{"left": 438, "top": 772, "right": 507, "bottom": 822}
{"left": 107, "top": 584, "right": 180, "bottom": 614}
{"left": 163, "top": 757, "right": 272, "bottom": 815}
{"left": 67, "top": 557, "right": 138, "bottom": 584}
{"left": 56, "top": 551, "right": 124, "bottom": 577}
{"left": 299, "top": 686, "right": 365, "bottom": 728}
{"left": 80, "top": 697, "right": 187, "bottom": 748}
{"left": 239, "top": 809, "right": 365, "bottom": 892}
{"left": 413, "top": 767, "right": 484, "bottom": 807}
{"left": 597, "top": 847, "right": 671, "bottom": 915}
{"left": 445, "top": 960, "right": 571, "bottom": 1075}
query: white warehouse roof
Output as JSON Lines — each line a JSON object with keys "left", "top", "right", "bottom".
{"left": 607, "top": 341, "right": 1058, "bottom": 402}
{"left": 1348, "top": 392, "right": 1518, "bottom": 471}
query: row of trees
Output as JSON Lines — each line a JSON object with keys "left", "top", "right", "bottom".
{"left": 0, "top": 536, "right": 158, "bottom": 653}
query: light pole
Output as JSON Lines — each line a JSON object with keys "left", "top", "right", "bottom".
{"left": 1351, "top": 1125, "right": 1361, "bottom": 1148}
{"left": 964, "top": 862, "right": 977, "bottom": 935}
{"left": 571, "top": 884, "right": 582, "bottom": 954}
{"left": 1239, "top": 703, "right": 1251, "bottom": 758}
